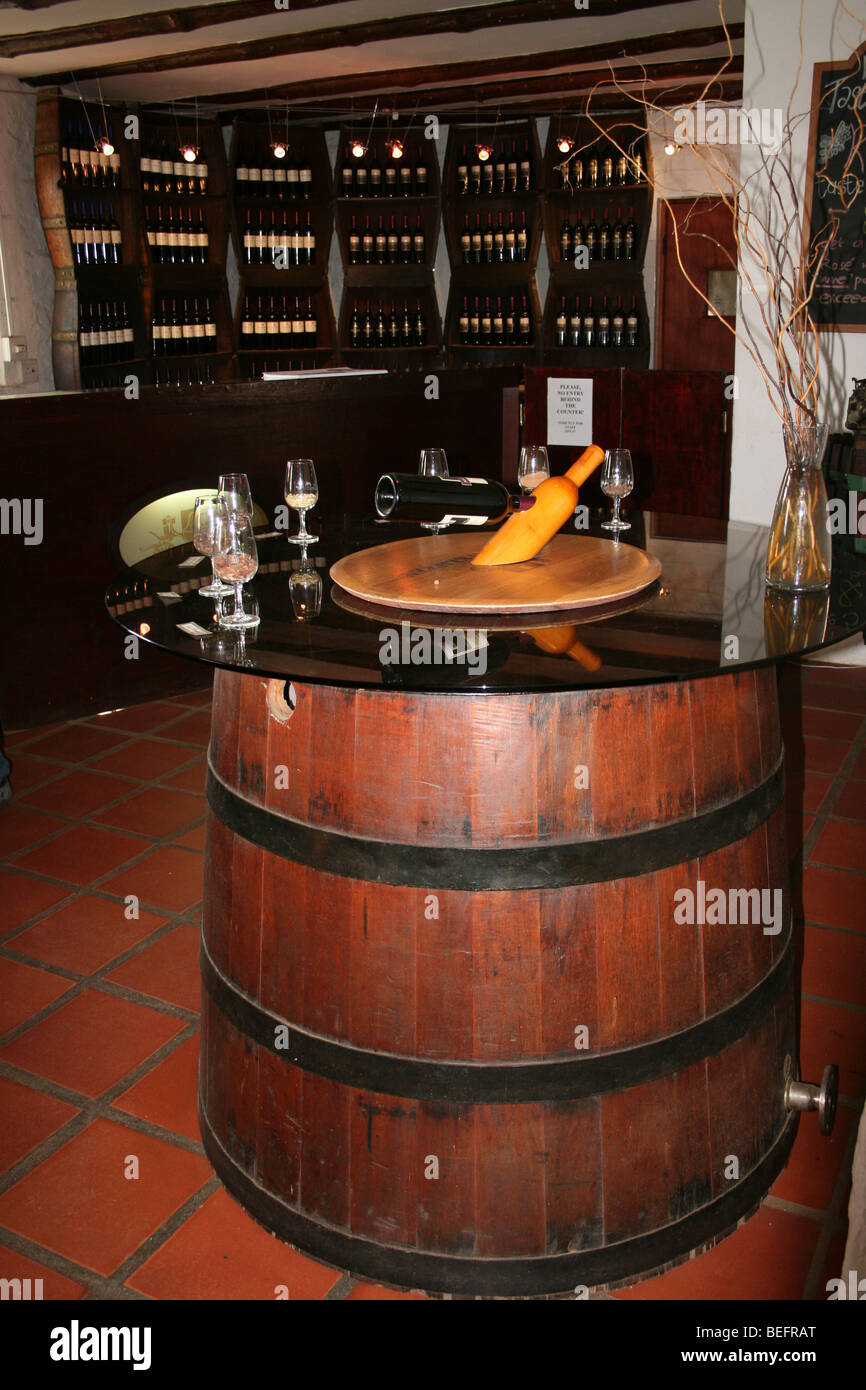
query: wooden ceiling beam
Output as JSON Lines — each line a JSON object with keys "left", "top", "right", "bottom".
{"left": 182, "top": 23, "right": 743, "bottom": 107}
{"left": 24, "top": 0, "right": 724, "bottom": 85}
{"left": 0, "top": 0, "right": 364, "bottom": 60}
{"left": 246, "top": 55, "right": 745, "bottom": 114}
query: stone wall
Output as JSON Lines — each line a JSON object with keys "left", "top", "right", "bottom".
{"left": 0, "top": 77, "right": 55, "bottom": 396}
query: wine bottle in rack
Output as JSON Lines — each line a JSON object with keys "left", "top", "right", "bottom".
{"left": 599, "top": 209, "right": 611, "bottom": 261}
{"left": 355, "top": 154, "right": 368, "bottom": 196}
{"left": 362, "top": 215, "right": 374, "bottom": 264}
{"left": 471, "top": 214, "right": 482, "bottom": 264}
{"left": 560, "top": 215, "right": 572, "bottom": 262}
{"left": 481, "top": 296, "right": 492, "bottom": 344}
{"left": 204, "top": 296, "right": 217, "bottom": 347}
{"left": 375, "top": 302, "right": 387, "bottom": 348}
{"left": 388, "top": 300, "right": 399, "bottom": 346}
{"left": 341, "top": 145, "right": 354, "bottom": 197}
{"left": 401, "top": 215, "right": 412, "bottom": 263}
{"left": 482, "top": 153, "right": 494, "bottom": 196}
{"left": 587, "top": 148, "right": 599, "bottom": 189}
{"left": 573, "top": 208, "right": 585, "bottom": 258}
{"left": 556, "top": 295, "right": 567, "bottom": 347}
{"left": 521, "top": 138, "right": 532, "bottom": 191}
{"left": 304, "top": 295, "right": 317, "bottom": 349}
{"left": 585, "top": 209, "right": 597, "bottom": 261}
{"left": 460, "top": 215, "right": 471, "bottom": 263}
{"left": 495, "top": 142, "right": 506, "bottom": 194}
{"left": 459, "top": 295, "right": 470, "bottom": 344}
{"left": 470, "top": 296, "right": 480, "bottom": 345}
{"left": 414, "top": 214, "right": 425, "bottom": 263}
{"left": 483, "top": 214, "right": 494, "bottom": 264}
{"left": 494, "top": 211, "right": 505, "bottom": 262}
{"left": 414, "top": 300, "right": 426, "bottom": 346}
{"left": 369, "top": 143, "right": 382, "bottom": 196}
{"left": 349, "top": 302, "right": 361, "bottom": 348}
{"left": 507, "top": 140, "right": 518, "bottom": 193}
{"left": 519, "top": 295, "right": 531, "bottom": 345}
{"left": 401, "top": 300, "right": 412, "bottom": 346}
{"left": 385, "top": 149, "right": 397, "bottom": 197}
{"left": 363, "top": 301, "right": 373, "bottom": 348}
{"left": 348, "top": 216, "right": 360, "bottom": 264}
{"left": 303, "top": 211, "right": 315, "bottom": 264}
{"left": 457, "top": 145, "right": 469, "bottom": 195}
{"left": 612, "top": 296, "right": 624, "bottom": 347}
{"left": 626, "top": 296, "right": 639, "bottom": 347}
{"left": 582, "top": 295, "right": 595, "bottom": 348}
{"left": 254, "top": 295, "right": 267, "bottom": 351}
{"left": 569, "top": 296, "right": 582, "bottom": 347}
{"left": 601, "top": 141, "right": 614, "bottom": 189}
{"left": 613, "top": 208, "right": 624, "bottom": 261}
{"left": 493, "top": 295, "right": 504, "bottom": 346}
{"left": 399, "top": 152, "right": 412, "bottom": 196}
{"left": 598, "top": 295, "right": 610, "bottom": 348}
{"left": 470, "top": 150, "right": 481, "bottom": 196}
{"left": 375, "top": 215, "right": 387, "bottom": 264}
{"left": 504, "top": 296, "right": 515, "bottom": 343}
{"left": 517, "top": 211, "right": 528, "bottom": 262}
{"left": 625, "top": 207, "right": 637, "bottom": 260}
{"left": 505, "top": 212, "right": 517, "bottom": 262}
{"left": 387, "top": 215, "right": 399, "bottom": 263}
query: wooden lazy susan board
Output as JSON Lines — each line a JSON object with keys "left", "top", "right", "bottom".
{"left": 330, "top": 533, "right": 662, "bottom": 614}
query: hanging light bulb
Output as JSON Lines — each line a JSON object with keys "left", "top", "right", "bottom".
{"left": 96, "top": 134, "right": 115, "bottom": 157}
{"left": 476, "top": 141, "right": 492, "bottom": 161}
{"left": 387, "top": 137, "right": 404, "bottom": 159}
{"left": 181, "top": 143, "right": 198, "bottom": 164}
{"left": 664, "top": 141, "right": 680, "bottom": 156}
{"left": 351, "top": 138, "right": 366, "bottom": 159}
{"left": 272, "top": 139, "right": 287, "bottom": 159}
{"left": 556, "top": 135, "right": 574, "bottom": 154}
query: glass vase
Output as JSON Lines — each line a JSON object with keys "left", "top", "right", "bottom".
{"left": 765, "top": 418, "right": 832, "bottom": 591}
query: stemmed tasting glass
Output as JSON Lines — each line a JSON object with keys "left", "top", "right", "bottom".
{"left": 218, "top": 473, "right": 253, "bottom": 518}
{"left": 284, "top": 458, "right": 319, "bottom": 544}
{"left": 290, "top": 551, "right": 323, "bottom": 621}
{"left": 600, "top": 448, "right": 634, "bottom": 532}
{"left": 419, "top": 447, "right": 451, "bottom": 534}
{"left": 212, "top": 501, "right": 260, "bottom": 628}
{"left": 518, "top": 444, "right": 550, "bottom": 493}
{"left": 192, "top": 494, "right": 232, "bottom": 597}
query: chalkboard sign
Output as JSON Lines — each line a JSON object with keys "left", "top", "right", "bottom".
{"left": 803, "top": 41, "right": 866, "bottom": 332}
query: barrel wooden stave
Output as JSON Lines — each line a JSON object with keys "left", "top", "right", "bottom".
{"left": 201, "top": 664, "right": 796, "bottom": 1292}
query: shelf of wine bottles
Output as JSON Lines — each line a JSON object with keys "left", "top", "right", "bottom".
{"left": 139, "top": 132, "right": 210, "bottom": 196}
{"left": 548, "top": 293, "right": 641, "bottom": 351}
{"left": 344, "top": 296, "right": 433, "bottom": 350}
{"left": 337, "top": 138, "right": 435, "bottom": 199}
{"left": 239, "top": 208, "right": 318, "bottom": 267}
{"left": 240, "top": 356, "right": 325, "bottom": 380}
{"left": 452, "top": 135, "right": 538, "bottom": 197}
{"left": 155, "top": 362, "right": 218, "bottom": 388}
{"left": 548, "top": 132, "right": 647, "bottom": 194}
{"left": 151, "top": 295, "right": 218, "bottom": 356}
{"left": 456, "top": 209, "right": 533, "bottom": 264}
{"left": 453, "top": 292, "right": 535, "bottom": 348}
{"left": 556, "top": 206, "right": 639, "bottom": 264}
{"left": 238, "top": 293, "right": 321, "bottom": 352}
{"left": 234, "top": 140, "right": 315, "bottom": 200}
{"left": 67, "top": 200, "right": 124, "bottom": 268}
{"left": 78, "top": 297, "right": 137, "bottom": 365}
{"left": 145, "top": 204, "right": 211, "bottom": 265}
{"left": 345, "top": 212, "right": 428, "bottom": 265}
{"left": 59, "top": 116, "right": 121, "bottom": 191}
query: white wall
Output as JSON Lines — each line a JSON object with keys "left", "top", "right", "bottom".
{"left": 729, "top": 0, "right": 866, "bottom": 524}
{"left": 0, "top": 77, "right": 55, "bottom": 395}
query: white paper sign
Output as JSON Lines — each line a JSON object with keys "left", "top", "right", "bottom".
{"left": 177, "top": 621, "right": 211, "bottom": 637}
{"left": 177, "top": 554, "right": 205, "bottom": 568}
{"left": 547, "top": 377, "right": 593, "bottom": 447}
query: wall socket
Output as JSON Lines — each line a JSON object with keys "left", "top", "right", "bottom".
{"left": 1, "top": 335, "right": 28, "bottom": 362}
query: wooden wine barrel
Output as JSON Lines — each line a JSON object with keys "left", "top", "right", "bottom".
{"left": 34, "top": 91, "right": 80, "bottom": 393}
{"left": 200, "top": 665, "right": 798, "bottom": 1296}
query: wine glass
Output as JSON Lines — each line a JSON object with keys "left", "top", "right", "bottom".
{"left": 600, "top": 448, "right": 634, "bottom": 532}
{"left": 419, "top": 447, "right": 450, "bottom": 534}
{"left": 218, "top": 472, "right": 253, "bottom": 518}
{"left": 212, "top": 501, "right": 260, "bottom": 628}
{"left": 285, "top": 458, "right": 319, "bottom": 544}
{"left": 518, "top": 444, "right": 550, "bottom": 493}
{"left": 192, "top": 494, "right": 232, "bottom": 597}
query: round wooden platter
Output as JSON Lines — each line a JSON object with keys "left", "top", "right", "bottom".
{"left": 329, "top": 532, "right": 662, "bottom": 614}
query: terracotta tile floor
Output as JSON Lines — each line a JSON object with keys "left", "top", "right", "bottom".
{"left": 0, "top": 669, "right": 863, "bottom": 1302}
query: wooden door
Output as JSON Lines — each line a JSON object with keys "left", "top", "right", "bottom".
{"left": 657, "top": 197, "right": 737, "bottom": 373}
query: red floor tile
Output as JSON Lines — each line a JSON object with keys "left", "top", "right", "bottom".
{"left": 173, "top": 823, "right": 207, "bottom": 851}
{"left": 0, "top": 1244, "right": 85, "bottom": 1299}
{"left": 811, "top": 819, "right": 866, "bottom": 872}
{"left": 94, "top": 787, "right": 205, "bottom": 839}
{"left": 800, "top": 998, "right": 866, "bottom": 1099}
{"left": 0, "top": 808, "right": 68, "bottom": 858}
{"left": 159, "top": 760, "right": 207, "bottom": 794}
{"left": 21, "top": 769, "right": 140, "bottom": 819}
{"left": 85, "top": 702, "right": 187, "bottom": 734}
{"left": 100, "top": 847, "right": 203, "bottom": 914}
{"left": 0, "top": 871, "right": 72, "bottom": 931}
{"left": 801, "top": 680, "right": 866, "bottom": 713}
{"left": 113, "top": 1034, "right": 201, "bottom": 1142}
{"left": 169, "top": 688, "right": 213, "bottom": 708}
{"left": 12, "top": 824, "right": 147, "bottom": 887}
{"left": 833, "top": 780, "right": 866, "bottom": 821}
{"left": 769, "top": 1103, "right": 855, "bottom": 1211}
{"left": 613, "top": 1207, "right": 819, "bottom": 1300}
{"left": 4, "top": 755, "right": 66, "bottom": 796}
{"left": 346, "top": 1282, "right": 430, "bottom": 1300}
{"left": 799, "top": 771, "right": 835, "bottom": 815}
{"left": 787, "top": 739, "right": 851, "bottom": 776}
{"left": 90, "top": 739, "right": 204, "bottom": 783}
{"left": 0, "top": 990, "right": 186, "bottom": 1096}
{"left": 126, "top": 1186, "right": 339, "bottom": 1299}
{"left": 803, "top": 925, "right": 866, "bottom": 1007}
{"left": 7, "top": 894, "right": 168, "bottom": 975}
{"left": 0, "top": 1075, "right": 79, "bottom": 1171}
{"left": 0, "top": 958, "right": 74, "bottom": 1036}
{"left": 799, "top": 709, "right": 864, "bottom": 741}
{"left": 801, "top": 864, "right": 866, "bottom": 933}
{"left": 0, "top": 1118, "right": 211, "bottom": 1277}
{"left": 161, "top": 710, "right": 213, "bottom": 748}
{"left": 24, "top": 724, "right": 131, "bottom": 765}
{"left": 105, "top": 925, "right": 201, "bottom": 1012}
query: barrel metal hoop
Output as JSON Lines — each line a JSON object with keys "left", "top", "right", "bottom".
{"left": 198, "top": 1101, "right": 798, "bottom": 1297}
{"left": 206, "top": 755, "right": 785, "bottom": 890}
{"left": 200, "top": 936, "right": 793, "bottom": 1104}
